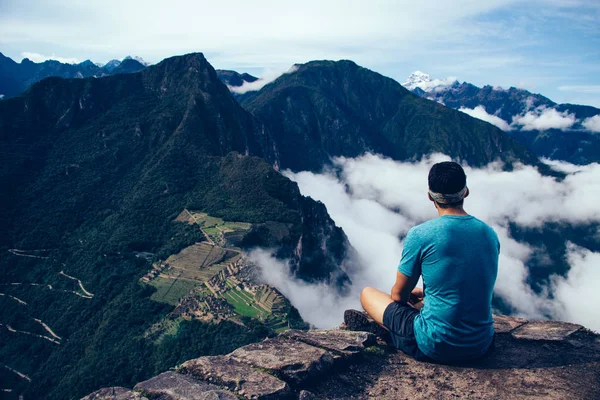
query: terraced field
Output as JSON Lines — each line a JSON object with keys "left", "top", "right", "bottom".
{"left": 144, "top": 212, "right": 298, "bottom": 334}
{"left": 147, "top": 242, "right": 239, "bottom": 305}
{"left": 188, "top": 211, "right": 251, "bottom": 245}
{"left": 222, "top": 285, "right": 269, "bottom": 319}
{"left": 149, "top": 278, "right": 198, "bottom": 305}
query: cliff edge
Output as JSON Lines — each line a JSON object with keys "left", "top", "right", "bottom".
{"left": 82, "top": 313, "right": 600, "bottom": 399}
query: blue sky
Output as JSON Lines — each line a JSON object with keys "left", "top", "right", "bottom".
{"left": 1, "top": 0, "right": 599, "bottom": 106}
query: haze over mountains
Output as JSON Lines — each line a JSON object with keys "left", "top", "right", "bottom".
{"left": 403, "top": 71, "right": 600, "bottom": 164}
{"left": 0, "top": 53, "right": 147, "bottom": 99}
{"left": 0, "top": 51, "right": 599, "bottom": 399}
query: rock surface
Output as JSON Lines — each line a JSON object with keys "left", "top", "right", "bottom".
{"left": 181, "top": 355, "right": 290, "bottom": 399}
{"left": 81, "top": 387, "right": 148, "bottom": 400}
{"left": 230, "top": 337, "right": 335, "bottom": 384}
{"left": 280, "top": 329, "right": 376, "bottom": 359}
{"left": 81, "top": 313, "right": 599, "bottom": 400}
{"left": 134, "top": 371, "right": 237, "bottom": 400}
{"left": 492, "top": 314, "right": 527, "bottom": 333}
{"left": 511, "top": 320, "right": 583, "bottom": 341}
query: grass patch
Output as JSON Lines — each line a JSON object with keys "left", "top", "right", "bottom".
{"left": 223, "top": 291, "right": 266, "bottom": 319}
{"left": 149, "top": 277, "right": 197, "bottom": 305}
{"left": 364, "top": 346, "right": 386, "bottom": 356}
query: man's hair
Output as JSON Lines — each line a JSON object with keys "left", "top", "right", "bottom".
{"left": 428, "top": 161, "right": 467, "bottom": 208}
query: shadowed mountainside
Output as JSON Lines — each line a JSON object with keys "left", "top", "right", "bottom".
{"left": 240, "top": 60, "right": 539, "bottom": 172}
{"left": 0, "top": 53, "right": 351, "bottom": 399}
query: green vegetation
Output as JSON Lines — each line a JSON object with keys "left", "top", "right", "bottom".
{"left": 241, "top": 59, "right": 539, "bottom": 172}
{"left": 148, "top": 277, "right": 197, "bottom": 305}
{"left": 0, "top": 56, "right": 339, "bottom": 399}
{"left": 222, "top": 291, "right": 265, "bottom": 319}
{"left": 189, "top": 211, "right": 252, "bottom": 245}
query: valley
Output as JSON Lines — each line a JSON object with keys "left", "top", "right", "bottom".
{"left": 142, "top": 210, "right": 299, "bottom": 340}
{"left": 0, "top": 50, "right": 596, "bottom": 399}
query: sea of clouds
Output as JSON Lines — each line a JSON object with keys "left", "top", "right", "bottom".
{"left": 249, "top": 153, "right": 600, "bottom": 331}
{"left": 458, "top": 104, "right": 600, "bottom": 132}
{"left": 227, "top": 65, "right": 299, "bottom": 94}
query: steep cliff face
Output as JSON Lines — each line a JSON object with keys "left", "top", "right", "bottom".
{"left": 240, "top": 60, "right": 538, "bottom": 172}
{"left": 0, "top": 53, "right": 351, "bottom": 399}
{"left": 81, "top": 314, "right": 600, "bottom": 399}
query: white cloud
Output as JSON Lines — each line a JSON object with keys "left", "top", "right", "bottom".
{"left": 459, "top": 105, "right": 511, "bottom": 130}
{"left": 551, "top": 243, "right": 600, "bottom": 331}
{"left": 20, "top": 52, "right": 79, "bottom": 64}
{"left": 582, "top": 115, "right": 600, "bottom": 133}
{"left": 246, "top": 153, "right": 600, "bottom": 330}
{"left": 511, "top": 106, "right": 577, "bottom": 131}
{"left": 228, "top": 65, "right": 298, "bottom": 94}
{"left": 248, "top": 249, "right": 360, "bottom": 328}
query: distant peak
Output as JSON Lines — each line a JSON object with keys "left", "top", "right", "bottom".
{"left": 124, "top": 55, "right": 150, "bottom": 66}
{"left": 78, "top": 60, "right": 95, "bottom": 67}
{"left": 403, "top": 71, "right": 457, "bottom": 92}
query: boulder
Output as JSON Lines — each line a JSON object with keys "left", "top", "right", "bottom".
{"left": 493, "top": 315, "right": 527, "bottom": 334}
{"left": 229, "top": 337, "right": 335, "bottom": 385}
{"left": 134, "top": 371, "right": 237, "bottom": 400}
{"left": 81, "top": 387, "right": 147, "bottom": 400}
{"left": 511, "top": 320, "right": 583, "bottom": 341}
{"left": 280, "top": 329, "right": 376, "bottom": 359}
{"left": 181, "top": 356, "right": 290, "bottom": 399}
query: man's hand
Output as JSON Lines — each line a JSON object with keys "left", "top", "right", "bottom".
{"left": 411, "top": 287, "right": 424, "bottom": 299}
{"left": 409, "top": 287, "right": 424, "bottom": 310}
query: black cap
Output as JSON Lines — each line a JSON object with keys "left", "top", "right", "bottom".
{"left": 428, "top": 161, "right": 466, "bottom": 194}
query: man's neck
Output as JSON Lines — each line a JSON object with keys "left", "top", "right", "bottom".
{"left": 437, "top": 207, "right": 468, "bottom": 217}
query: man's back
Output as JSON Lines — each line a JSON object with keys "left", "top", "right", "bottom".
{"left": 399, "top": 215, "right": 499, "bottom": 362}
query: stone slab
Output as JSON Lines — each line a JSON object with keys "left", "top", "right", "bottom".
{"left": 229, "top": 337, "right": 335, "bottom": 385}
{"left": 181, "top": 356, "right": 290, "bottom": 400}
{"left": 81, "top": 387, "right": 147, "bottom": 400}
{"left": 493, "top": 314, "right": 528, "bottom": 334}
{"left": 134, "top": 371, "right": 237, "bottom": 400}
{"left": 280, "top": 329, "right": 376, "bottom": 359}
{"left": 511, "top": 320, "right": 583, "bottom": 341}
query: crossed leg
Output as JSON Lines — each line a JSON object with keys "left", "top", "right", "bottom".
{"left": 360, "top": 287, "right": 395, "bottom": 325}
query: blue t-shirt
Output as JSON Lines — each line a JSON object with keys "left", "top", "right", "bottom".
{"left": 398, "top": 215, "right": 499, "bottom": 362}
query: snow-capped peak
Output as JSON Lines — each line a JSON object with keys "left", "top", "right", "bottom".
{"left": 102, "top": 59, "right": 121, "bottom": 71}
{"left": 124, "top": 55, "right": 150, "bottom": 66}
{"left": 402, "top": 71, "right": 457, "bottom": 92}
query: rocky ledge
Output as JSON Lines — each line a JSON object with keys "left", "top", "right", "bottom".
{"left": 82, "top": 313, "right": 599, "bottom": 399}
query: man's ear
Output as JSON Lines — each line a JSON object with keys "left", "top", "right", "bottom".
{"left": 464, "top": 187, "right": 470, "bottom": 198}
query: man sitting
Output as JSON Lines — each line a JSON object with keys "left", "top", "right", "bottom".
{"left": 359, "top": 161, "right": 499, "bottom": 363}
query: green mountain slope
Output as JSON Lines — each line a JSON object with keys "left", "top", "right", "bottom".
{"left": 0, "top": 53, "right": 349, "bottom": 399}
{"left": 241, "top": 60, "right": 539, "bottom": 172}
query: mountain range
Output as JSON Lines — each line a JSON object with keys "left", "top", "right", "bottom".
{"left": 0, "top": 52, "right": 596, "bottom": 399}
{"left": 238, "top": 60, "right": 538, "bottom": 172}
{"left": 0, "top": 53, "right": 147, "bottom": 99}
{"left": 0, "top": 53, "right": 350, "bottom": 399}
{"left": 403, "top": 71, "right": 600, "bottom": 164}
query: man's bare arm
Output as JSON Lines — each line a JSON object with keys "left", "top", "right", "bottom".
{"left": 391, "top": 271, "right": 420, "bottom": 303}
